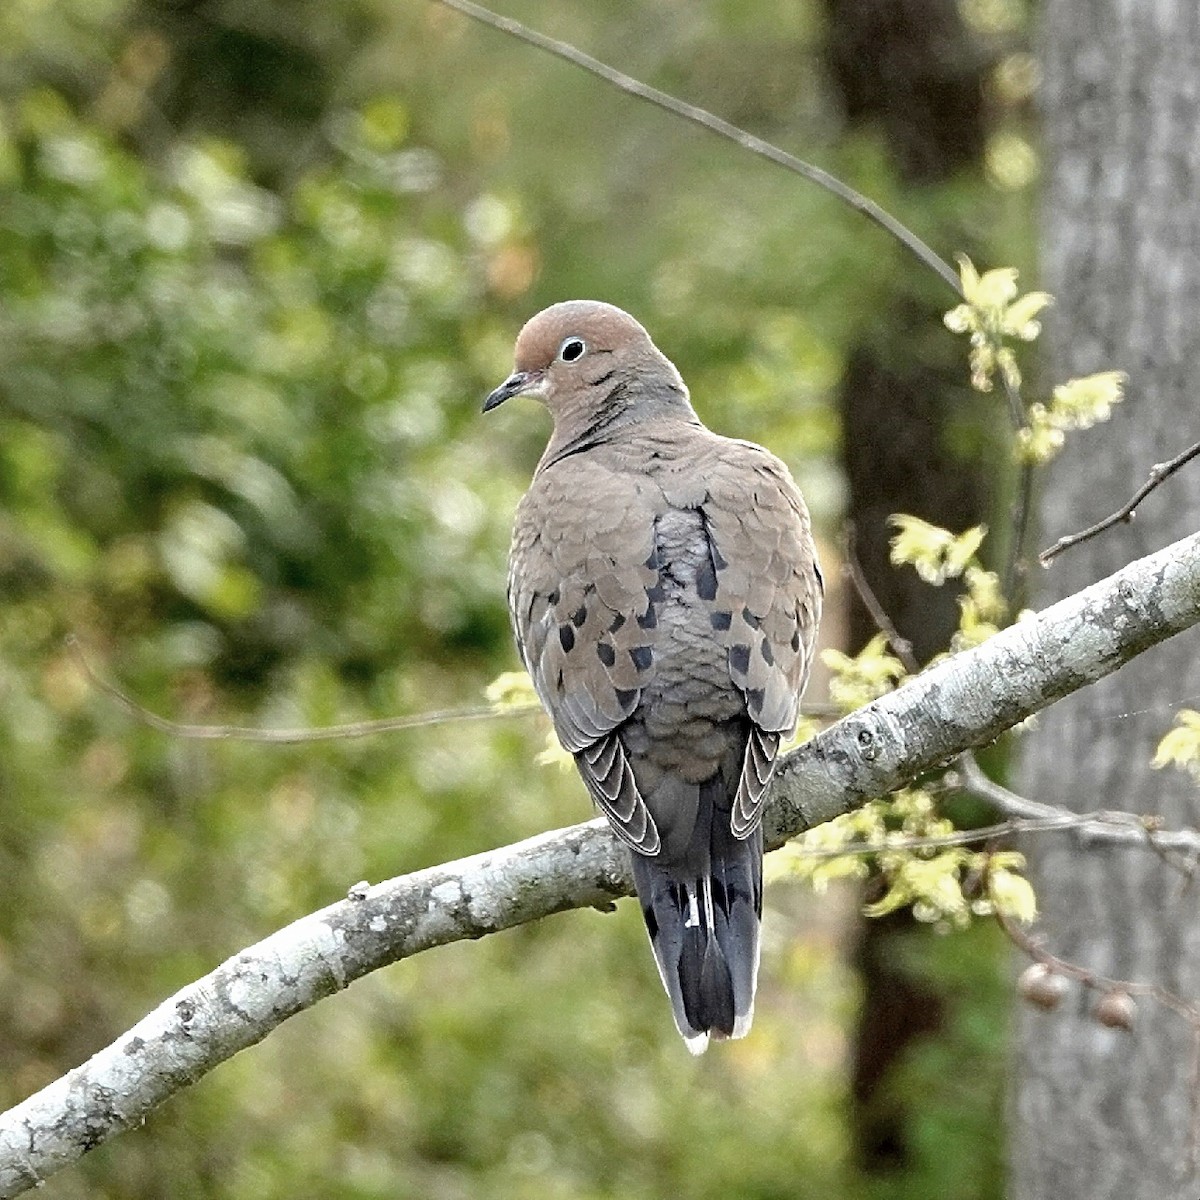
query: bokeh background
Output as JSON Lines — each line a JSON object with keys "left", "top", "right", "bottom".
{"left": 0, "top": 1, "right": 1035, "bottom": 1196}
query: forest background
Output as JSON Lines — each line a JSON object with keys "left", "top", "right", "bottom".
{"left": 0, "top": 0, "right": 1158, "bottom": 1197}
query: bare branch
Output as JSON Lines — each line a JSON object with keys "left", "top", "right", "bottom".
{"left": 1039, "top": 438, "right": 1200, "bottom": 566}
{"left": 3, "top": 530, "right": 1200, "bottom": 1196}
{"left": 430, "top": 0, "right": 962, "bottom": 296}
{"left": 958, "top": 753, "right": 1200, "bottom": 857}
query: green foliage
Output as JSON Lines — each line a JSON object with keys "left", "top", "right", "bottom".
{"left": 821, "top": 634, "right": 907, "bottom": 711}
{"left": 0, "top": 3, "right": 1039, "bottom": 1196}
{"left": 778, "top": 521, "right": 1035, "bottom": 933}
{"left": 860, "top": 921, "right": 1010, "bottom": 1200}
{"left": 1152, "top": 709, "right": 1200, "bottom": 780}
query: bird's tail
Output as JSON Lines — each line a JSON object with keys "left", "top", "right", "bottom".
{"left": 629, "top": 787, "right": 763, "bottom": 1055}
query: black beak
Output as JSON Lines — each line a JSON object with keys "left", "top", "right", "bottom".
{"left": 483, "top": 371, "right": 533, "bottom": 413}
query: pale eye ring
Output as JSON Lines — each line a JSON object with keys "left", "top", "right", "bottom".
{"left": 558, "top": 337, "right": 587, "bottom": 363}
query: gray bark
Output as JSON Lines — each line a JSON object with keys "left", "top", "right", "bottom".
{"left": 1014, "top": 5, "right": 1200, "bottom": 1196}
{"left": 2, "top": 531, "right": 1199, "bottom": 1198}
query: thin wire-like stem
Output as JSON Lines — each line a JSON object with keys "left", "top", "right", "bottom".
{"left": 791, "top": 810, "right": 1200, "bottom": 861}
{"left": 431, "top": 0, "right": 962, "bottom": 297}
{"left": 1040, "top": 437, "right": 1200, "bottom": 566}
{"left": 66, "top": 636, "right": 539, "bottom": 743}
{"left": 841, "top": 522, "right": 920, "bottom": 673}
{"left": 1005, "top": 459, "right": 1037, "bottom": 604}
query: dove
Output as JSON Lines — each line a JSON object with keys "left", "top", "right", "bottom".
{"left": 485, "top": 300, "right": 822, "bottom": 1053}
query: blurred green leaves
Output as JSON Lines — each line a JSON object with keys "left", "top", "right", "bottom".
{"left": 0, "top": 1, "right": 1027, "bottom": 1195}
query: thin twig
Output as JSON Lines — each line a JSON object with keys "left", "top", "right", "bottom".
{"left": 995, "top": 901, "right": 1200, "bottom": 1023}
{"left": 793, "top": 811, "right": 1200, "bottom": 861}
{"left": 431, "top": 0, "right": 962, "bottom": 297}
{"left": 1005, "top": 459, "right": 1036, "bottom": 605}
{"left": 66, "top": 636, "right": 539, "bottom": 743}
{"left": 841, "top": 522, "right": 920, "bottom": 673}
{"left": 958, "top": 753, "right": 1200, "bottom": 858}
{"left": 999, "top": 367, "right": 1026, "bottom": 432}
{"left": 991, "top": 846, "right": 1200, "bottom": 1168}
{"left": 1039, "top": 438, "right": 1200, "bottom": 566}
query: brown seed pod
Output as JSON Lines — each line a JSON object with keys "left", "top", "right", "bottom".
{"left": 1093, "top": 989, "right": 1137, "bottom": 1032}
{"left": 1018, "top": 963, "right": 1068, "bottom": 1011}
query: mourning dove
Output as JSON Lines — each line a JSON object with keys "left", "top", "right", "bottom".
{"left": 485, "top": 300, "right": 822, "bottom": 1053}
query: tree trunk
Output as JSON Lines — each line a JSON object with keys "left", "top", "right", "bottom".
{"left": 821, "top": 0, "right": 998, "bottom": 1174}
{"left": 1015, "top": 6, "right": 1200, "bottom": 1196}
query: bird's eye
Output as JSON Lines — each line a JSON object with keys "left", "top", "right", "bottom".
{"left": 558, "top": 337, "right": 587, "bottom": 363}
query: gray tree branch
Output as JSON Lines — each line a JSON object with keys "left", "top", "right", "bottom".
{"left": 1, "top": 530, "right": 1199, "bottom": 1196}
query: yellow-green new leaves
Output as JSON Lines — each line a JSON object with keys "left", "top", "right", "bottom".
{"left": 821, "top": 633, "right": 906, "bottom": 713}
{"left": 486, "top": 670, "right": 572, "bottom": 769}
{"left": 888, "top": 515, "right": 987, "bottom": 585}
{"left": 943, "top": 256, "right": 1052, "bottom": 392}
{"left": 944, "top": 255, "right": 1127, "bottom": 464}
{"left": 987, "top": 858, "right": 1039, "bottom": 924}
{"left": 779, "top": 790, "right": 1038, "bottom": 929}
{"left": 1152, "top": 709, "right": 1200, "bottom": 780}
{"left": 485, "top": 670, "right": 538, "bottom": 711}
{"left": 955, "top": 566, "right": 1008, "bottom": 651}
{"left": 1017, "top": 371, "right": 1128, "bottom": 463}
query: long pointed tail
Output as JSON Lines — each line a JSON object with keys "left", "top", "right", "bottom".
{"left": 630, "top": 809, "right": 763, "bottom": 1054}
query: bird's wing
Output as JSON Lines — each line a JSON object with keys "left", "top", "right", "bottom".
{"left": 694, "top": 440, "right": 824, "bottom": 838}
{"left": 508, "top": 457, "right": 664, "bottom": 853}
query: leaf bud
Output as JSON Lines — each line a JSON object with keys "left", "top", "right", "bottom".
{"left": 1018, "top": 963, "right": 1068, "bottom": 1011}
{"left": 1093, "top": 989, "right": 1136, "bottom": 1032}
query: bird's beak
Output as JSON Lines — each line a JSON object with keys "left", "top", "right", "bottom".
{"left": 483, "top": 370, "right": 541, "bottom": 413}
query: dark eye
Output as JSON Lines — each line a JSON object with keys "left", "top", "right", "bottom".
{"left": 558, "top": 337, "right": 586, "bottom": 363}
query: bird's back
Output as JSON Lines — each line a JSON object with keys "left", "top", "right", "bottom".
{"left": 507, "top": 419, "right": 820, "bottom": 1050}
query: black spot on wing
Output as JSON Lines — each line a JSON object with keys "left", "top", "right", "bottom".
{"left": 742, "top": 607, "right": 761, "bottom": 630}
{"left": 571, "top": 605, "right": 588, "bottom": 628}
{"left": 729, "top": 643, "right": 751, "bottom": 676}
{"left": 710, "top": 611, "right": 732, "bottom": 631}
{"left": 760, "top": 638, "right": 774, "bottom": 666}
{"left": 597, "top": 642, "right": 616, "bottom": 667}
{"left": 695, "top": 558, "right": 718, "bottom": 601}
{"left": 559, "top": 625, "right": 575, "bottom": 653}
{"left": 694, "top": 507, "right": 729, "bottom": 603}
{"left": 630, "top": 645, "right": 653, "bottom": 671}
{"left": 637, "top": 605, "right": 657, "bottom": 629}
{"left": 609, "top": 613, "right": 627, "bottom": 633}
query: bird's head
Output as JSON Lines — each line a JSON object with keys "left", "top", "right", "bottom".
{"left": 483, "top": 300, "right": 687, "bottom": 424}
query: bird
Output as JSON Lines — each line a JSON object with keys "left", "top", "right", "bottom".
{"left": 485, "top": 300, "right": 822, "bottom": 1053}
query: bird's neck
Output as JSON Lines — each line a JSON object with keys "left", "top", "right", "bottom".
{"left": 538, "top": 381, "right": 700, "bottom": 473}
